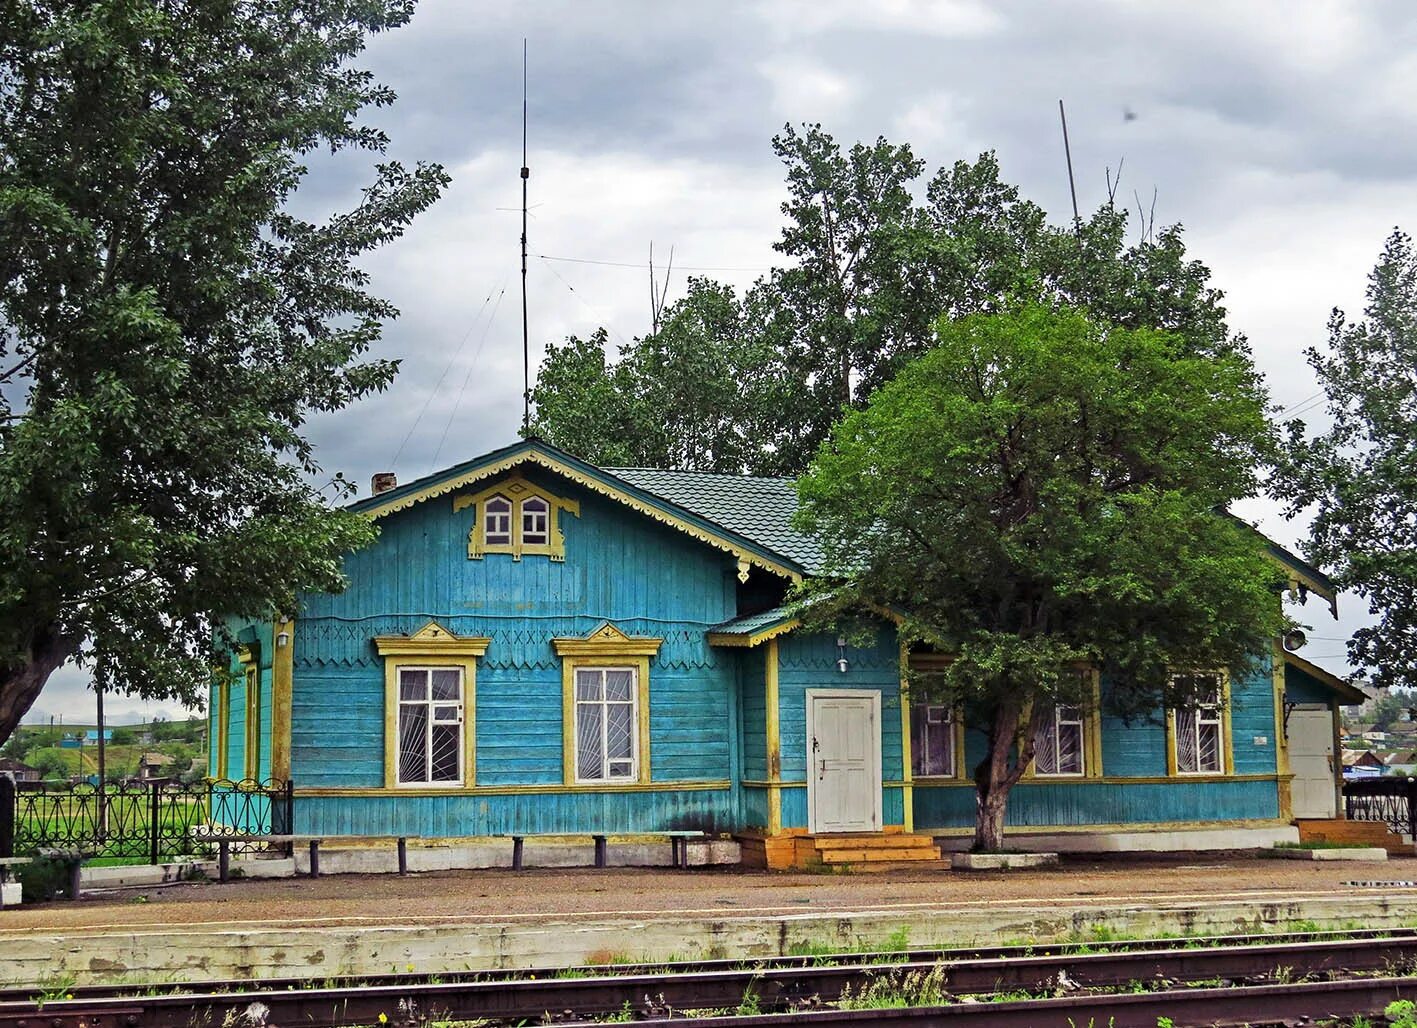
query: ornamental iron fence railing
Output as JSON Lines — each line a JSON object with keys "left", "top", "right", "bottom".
{"left": 0, "top": 776, "right": 292, "bottom": 863}
{"left": 1342, "top": 776, "right": 1417, "bottom": 839}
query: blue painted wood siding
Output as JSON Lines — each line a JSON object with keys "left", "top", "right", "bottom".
{"left": 775, "top": 630, "right": 904, "bottom": 829}
{"left": 914, "top": 652, "right": 1284, "bottom": 829}
{"left": 287, "top": 473, "right": 744, "bottom": 832}
{"left": 914, "top": 777, "right": 1280, "bottom": 828}
{"left": 1285, "top": 665, "right": 1338, "bottom": 706}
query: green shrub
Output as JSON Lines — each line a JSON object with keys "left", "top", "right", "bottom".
{"left": 16, "top": 855, "right": 71, "bottom": 903}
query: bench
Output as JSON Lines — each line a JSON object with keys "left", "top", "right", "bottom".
{"left": 0, "top": 857, "right": 33, "bottom": 909}
{"left": 498, "top": 831, "right": 706, "bottom": 870}
{"left": 211, "top": 835, "right": 420, "bottom": 880}
{"left": 210, "top": 834, "right": 325, "bottom": 882}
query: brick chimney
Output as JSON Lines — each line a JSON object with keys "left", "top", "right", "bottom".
{"left": 371, "top": 472, "right": 397, "bottom": 496}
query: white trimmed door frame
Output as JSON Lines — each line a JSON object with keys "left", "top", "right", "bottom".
{"left": 805, "top": 688, "right": 883, "bottom": 834}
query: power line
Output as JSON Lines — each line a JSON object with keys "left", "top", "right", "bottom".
{"left": 433, "top": 287, "right": 507, "bottom": 469}
{"left": 536, "top": 254, "right": 771, "bottom": 273}
{"left": 389, "top": 283, "right": 504, "bottom": 470}
{"left": 540, "top": 261, "right": 632, "bottom": 348}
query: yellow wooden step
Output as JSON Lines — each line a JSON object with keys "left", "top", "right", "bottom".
{"left": 818, "top": 846, "right": 941, "bottom": 863}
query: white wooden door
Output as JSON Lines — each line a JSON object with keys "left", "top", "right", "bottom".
{"left": 1289, "top": 705, "right": 1338, "bottom": 819}
{"left": 807, "top": 690, "right": 882, "bottom": 833}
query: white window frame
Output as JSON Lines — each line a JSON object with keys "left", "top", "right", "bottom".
{"left": 1174, "top": 683, "right": 1225, "bottom": 775}
{"left": 521, "top": 496, "right": 550, "bottom": 545}
{"left": 483, "top": 495, "right": 512, "bottom": 546}
{"left": 1034, "top": 703, "right": 1086, "bottom": 777}
{"left": 911, "top": 702, "right": 957, "bottom": 777}
{"left": 573, "top": 665, "right": 638, "bottom": 783}
{"left": 396, "top": 665, "right": 466, "bottom": 787}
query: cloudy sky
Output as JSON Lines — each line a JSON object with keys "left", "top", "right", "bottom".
{"left": 32, "top": 0, "right": 1417, "bottom": 723}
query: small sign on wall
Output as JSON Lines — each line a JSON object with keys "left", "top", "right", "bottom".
{"left": 1253, "top": 736, "right": 1268, "bottom": 746}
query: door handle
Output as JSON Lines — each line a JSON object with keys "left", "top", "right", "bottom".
{"left": 818, "top": 758, "right": 826, "bottom": 780}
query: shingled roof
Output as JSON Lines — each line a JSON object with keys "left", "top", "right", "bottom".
{"left": 608, "top": 467, "right": 825, "bottom": 573}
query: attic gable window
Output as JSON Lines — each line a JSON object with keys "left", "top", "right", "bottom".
{"left": 522, "top": 496, "right": 549, "bottom": 545}
{"left": 454, "top": 475, "right": 581, "bottom": 562}
{"left": 483, "top": 495, "right": 512, "bottom": 546}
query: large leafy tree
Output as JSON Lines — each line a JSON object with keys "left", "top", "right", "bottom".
{"left": 1283, "top": 230, "right": 1417, "bottom": 691}
{"left": 529, "top": 278, "right": 772, "bottom": 472}
{"left": 795, "top": 305, "right": 1283, "bottom": 851}
{"left": 0, "top": 0, "right": 447, "bottom": 743}
{"left": 532, "top": 127, "right": 1240, "bottom": 475}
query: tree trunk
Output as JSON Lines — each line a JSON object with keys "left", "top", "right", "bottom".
{"left": 0, "top": 625, "right": 78, "bottom": 745}
{"left": 972, "top": 699, "right": 1044, "bottom": 853}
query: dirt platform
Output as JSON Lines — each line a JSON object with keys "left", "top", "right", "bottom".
{"left": 4, "top": 855, "right": 1416, "bottom": 986}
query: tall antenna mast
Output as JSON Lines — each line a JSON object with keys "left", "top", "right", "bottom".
{"left": 1058, "top": 99, "right": 1081, "bottom": 236}
{"left": 520, "top": 39, "right": 531, "bottom": 436}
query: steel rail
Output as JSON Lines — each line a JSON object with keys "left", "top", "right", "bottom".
{"left": 5, "top": 935, "right": 1417, "bottom": 1028}
{"left": 0, "top": 926, "right": 1406, "bottom": 1004}
{"left": 607, "top": 976, "right": 1417, "bottom": 1027}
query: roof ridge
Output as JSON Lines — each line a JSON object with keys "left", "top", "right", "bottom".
{"left": 608, "top": 466, "right": 798, "bottom": 483}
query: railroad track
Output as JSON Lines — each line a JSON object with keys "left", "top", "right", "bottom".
{"left": 5, "top": 931, "right": 1417, "bottom": 1028}
{"left": 0, "top": 926, "right": 1403, "bottom": 1003}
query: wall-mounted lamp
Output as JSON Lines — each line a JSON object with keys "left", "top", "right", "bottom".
{"left": 276, "top": 631, "right": 290, "bottom": 648}
{"left": 836, "top": 635, "right": 849, "bottom": 674}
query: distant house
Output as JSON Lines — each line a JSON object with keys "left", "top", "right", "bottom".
{"left": 136, "top": 752, "right": 175, "bottom": 782}
{"left": 0, "top": 757, "right": 40, "bottom": 782}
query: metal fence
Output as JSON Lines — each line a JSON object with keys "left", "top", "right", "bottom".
{"left": 0, "top": 776, "right": 292, "bottom": 863}
{"left": 1343, "top": 776, "right": 1417, "bottom": 838}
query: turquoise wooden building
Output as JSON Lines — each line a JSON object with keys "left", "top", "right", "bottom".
{"left": 209, "top": 439, "right": 1361, "bottom": 867}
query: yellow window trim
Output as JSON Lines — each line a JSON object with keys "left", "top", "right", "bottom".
{"left": 375, "top": 621, "right": 491, "bottom": 789}
{"left": 554, "top": 624, "right": 662, "bottom": 787}
{"left": 234, "top": 646, "right": 259, "bottom": 782}
{"left": 453, "top": 473, "right": 581, "bottom": 562}
{"left": 1165, "top": 670, "right": 1234, "bottom": 777}
{"left": 215, "top": 674, "right": 231, "bottom": 780}
{"left": 1024, "top": 669, "right": 1104, "bottom": 780}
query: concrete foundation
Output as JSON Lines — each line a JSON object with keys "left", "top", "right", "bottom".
{"left": 935, "top": 825, "right": 1301, "bottom": 853}
{"left": 8, "top": 892, "right": 1417, "bottom": 987}
{"left": 0, "top": 882, "right": 18, "bottom": 906}
{"left": 952, "top": 852, "right": 1059, "bottom": 870}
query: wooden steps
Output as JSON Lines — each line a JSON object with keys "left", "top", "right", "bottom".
{"left": 738, "top": 830, "right": 943, "bottom": 870}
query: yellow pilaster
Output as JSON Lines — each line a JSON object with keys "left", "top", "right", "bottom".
{"left": 271, "top": 616, "right": 295, "bottom": 784}
{"left": 899, "top": 641, "right": 914, "bottom": 832}
{"left": 766, "top": 639, "right": 782, "bottom": 834}
{"left": 1272, "top": 641, "right": 1293, "bottom": 821}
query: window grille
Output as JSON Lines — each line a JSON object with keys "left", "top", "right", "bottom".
{"left": 397, "top": 667, "right": 463, "bottom": 785}
{"left": 1034, "top": 704, "right": 1085, "bottom": 776}
{"left": 1174, "top": 677, "right": 1224, "bottom": 774}
{"left": 575, "top": 667, "right": 636, "bottom": 781}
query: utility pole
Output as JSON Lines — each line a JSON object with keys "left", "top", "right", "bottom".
{"left": 1058, "top": 99, "right": 1081, "bottom": 235}
{"left": 520, "top": 39, "right": 531, "bottom": 437}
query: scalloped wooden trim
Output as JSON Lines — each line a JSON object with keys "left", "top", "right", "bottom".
{"left": 360, "top": 447, "right": 802, "bottom": 582}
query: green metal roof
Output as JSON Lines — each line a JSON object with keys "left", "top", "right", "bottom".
{"left": 607, "top": 467, "right": 825, "bottom": 573}
{"left": 710, "top": 605, "right": 797, "bottom": 636}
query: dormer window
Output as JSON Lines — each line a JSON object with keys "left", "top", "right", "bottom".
{"left": 484, "top": 495, "right": 512, "bottom": 546}
{"left": 521, "top": 496, "right": 549, "bottom": 545}
{"left": 453, "top": 475, "right": 581, "bottom": 562}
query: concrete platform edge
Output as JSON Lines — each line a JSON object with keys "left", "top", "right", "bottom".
{"left": 7, "top": 893, "right": 1417, "bottom": 987}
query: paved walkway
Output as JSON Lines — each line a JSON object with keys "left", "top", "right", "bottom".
{"left": 6, "top": 854, "right": 1417, "bottom": 933}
